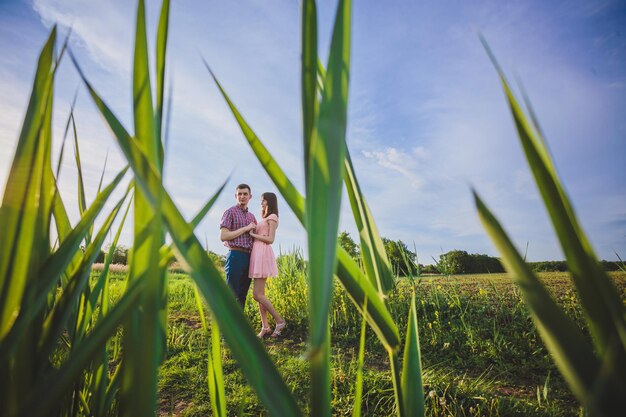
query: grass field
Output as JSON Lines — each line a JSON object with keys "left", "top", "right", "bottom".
{"left": 99, "top": 260, "right": 626, "bottom": 417}
{"left": 4, "top": 2, "right": 623, "bottom": 415}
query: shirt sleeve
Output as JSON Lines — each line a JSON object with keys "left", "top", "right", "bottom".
{"left": 220, "top": 209, "right": 233, "bottom": 230}
{"left": 267, "top": 214, "right": 278, "bottom": 226}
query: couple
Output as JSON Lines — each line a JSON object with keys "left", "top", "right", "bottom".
{"left": 219, "top": 184, "right": 286, "bottom": 338}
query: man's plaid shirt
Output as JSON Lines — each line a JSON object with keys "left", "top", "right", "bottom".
{"left": 220, "top": 205, "right": 257, "bottom": 250}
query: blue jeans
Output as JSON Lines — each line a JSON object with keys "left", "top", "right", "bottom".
{"left": 225, "top": 250, "right": 251, "bottom": 308}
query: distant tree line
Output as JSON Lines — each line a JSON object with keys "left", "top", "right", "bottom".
{"left": 95, "top": 245, "right": 226, "bottom": 269}
{"left": 96, "top": 239, "right": 623, "bottom": 276}
{"left": 528, "top": 260, "right": 623, "bottom": 272}
{"left": 337, "top": 232, "right": 624, "bottom": 276}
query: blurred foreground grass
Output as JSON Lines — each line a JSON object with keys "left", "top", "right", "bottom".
{"left": 99, "top": 262, "right": 625, "bottom": 416}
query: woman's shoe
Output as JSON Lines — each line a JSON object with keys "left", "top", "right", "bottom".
{"left": 271, "top": 321, "right": 286, "bottom": 338}
{"left": 257, "top": 327, "right": 272, "bottom": 338}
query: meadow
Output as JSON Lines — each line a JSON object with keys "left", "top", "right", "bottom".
{"left": 2, "top": 1, "right": 624, "bottom": 415}
{"left": 98, "top": 258, "right": 626, "bottom": 416}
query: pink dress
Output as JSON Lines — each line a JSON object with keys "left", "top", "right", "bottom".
{"left": 248, "top": 214, "right": 279, "bottom": 278}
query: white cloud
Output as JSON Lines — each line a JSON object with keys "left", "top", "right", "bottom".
{"left": 32, "top": 0, "right": 133, "bottom": 74}
{"left": 361, "top": 147, "right": 425, "bottom": 189}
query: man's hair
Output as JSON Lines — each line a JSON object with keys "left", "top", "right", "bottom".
{"left": 236, "top": 183, "right": 251, "bottom": 193}
{"left": 261, "top": 192, "right": 279, "bottom": 218}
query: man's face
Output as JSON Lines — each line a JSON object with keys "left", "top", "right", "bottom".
{"left": 235, "top": 188, "right": 251, "bottom": 207}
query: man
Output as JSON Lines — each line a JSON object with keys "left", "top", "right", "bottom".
{"left": 220, "top": 184, "right": 257, "bottom": 308}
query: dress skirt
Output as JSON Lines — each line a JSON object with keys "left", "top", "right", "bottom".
{"left": 248, "top": 213, "right": 279, "bottom": 278}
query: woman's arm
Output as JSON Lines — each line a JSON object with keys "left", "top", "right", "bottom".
{"left": 250, "top": 219, "right": 277, "bottom": 244}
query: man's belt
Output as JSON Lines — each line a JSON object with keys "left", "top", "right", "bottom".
{"left": 229, "top": 247, "right": 251, "bottom": 254}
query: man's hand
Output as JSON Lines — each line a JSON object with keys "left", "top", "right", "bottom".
{"left": 245, "top": 223, "right": 256, "bottom": 232}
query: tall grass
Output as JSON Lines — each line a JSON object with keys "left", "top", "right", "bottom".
{"left": 159, "top": 266, "right": 621, "bottom": 415}
{"left": 0, "top": 0, "right": 423, "bottom": 415}
{"left": 474, "top": 39, "right": 626, "bottom": 415}
{"left": 207, "top": 0, "right": 424, "bottom": 415}
{"left": 3, "top": 0, "right": 618, "bottom": 416}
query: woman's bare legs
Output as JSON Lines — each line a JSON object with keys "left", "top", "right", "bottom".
{"left": 252, "top": 278, "right": 284, "bottom": 327}
{"left": 254, "top": 280, "right": 271, "bottom": 337}
{"left": 258, "top": 300, "right": 269, "bottom": 330}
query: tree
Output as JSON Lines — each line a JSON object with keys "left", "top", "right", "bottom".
{"left": 382, "top": 238, "right": 418, "bottom": 276}
{"left": 338, "top": 231, "right": 359, "bottom": 260}
{"left": 111, "top": 245, "right": 129, "bottom": 265}
{"left": 438, "top": 250, "right": 504, "bottom": 274}
{"left": 438, "top": 250, "right": 469, "bottom": 274}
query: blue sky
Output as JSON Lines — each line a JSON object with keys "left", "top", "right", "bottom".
{"left": 1, "top": 0, "right": 625, "bottom": 263}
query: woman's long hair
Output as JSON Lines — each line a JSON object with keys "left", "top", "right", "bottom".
{"left": 262, "top": 192, "right": 279, "bottom": 218}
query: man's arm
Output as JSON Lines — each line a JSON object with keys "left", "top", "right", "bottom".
{"left": 220, "top": 223, "right": 255, "bottom": 242}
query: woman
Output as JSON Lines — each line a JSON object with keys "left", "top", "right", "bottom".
{"left": 249, "top": 192, "right": 286, "bottom": 338}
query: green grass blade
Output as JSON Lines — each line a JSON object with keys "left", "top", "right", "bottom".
{"left": 48, "top": 168, "right": 74, "bottom": 268}
{"left": 70, "top": 113, "right": 90, "bottom": 243}
{"left": 84, "top": 190, "right": 133, "bottom": 331}
{"left": 194, "top": 286, "right": 226, "bottom": 417}
{"left": 38, "top": 188, "right": 131, "bottom": 358}
{"left": 318, "top": 63, "right": 394, "bottom": 295}
{"left": 316, "top": 58, "right": 326, "bottom": 93}
{"left": 401, "top": 292, "right": 424, "bottom": 417}
{"left": 307, "top": 0, "right": 351, "bottom": 348}
{"left": 100, "top": 192, "right": 134, "bottom": 319}
{"left": 96, "top": 150, "right": 109, "bottom": 196}
{"left": 102, "top": 363, "right": 122, "bottom": 415}
{"left": 0, "top": 26, "right": 56, "bottom": 341}
{"left": 389, "top": 350, "right": 405, "bottom": 417}
{"left": 39, "top": 167, "right": 128, "bottom": 305}
{"left": 482, "top": 37, "right": 626, "bottom": 366}
{"left": 48, "top": 167, "right": 81, "bottom": 338}
{"left": 155, "top": 0, "right": 170, "bottom": 162}
{"left": 162, "top": 185, "right": 302, "bottom": 416}
{"left": 55, "top": 90, "right": 77, "bottom": 179}
{"left": 119, "top": 1, "right": 167, "bottom": 415}
{"left": 49, "top": 101, "right": 74, "bottom": 244}
{"left": 209, "top": 317, "right": 226, "bottom": 417}
{"left": 190, "top": 179, "right": 228, "bottom": 228}
{"left": 159, "top": 178, "right": 228, "bottom": 269}
{"left": 88, "top": 195, "right": 132, "bottom": 417}
{"left": 335, "top": 248, "right": 400, "bottom": 349}
{"left": 79, "top": 75, "right": 302, "bottom": 415}
{"left": 307, "top": 2, "right": 352, "bottom": 411}
{"left": 204, "top": 64, "right": 306, "bottom": 223}
{"left": 474, "top": 190, "right": 624, "bottom": 411}
{"left": 302, "top": 0, "right": 318, "bottom": 177}
{"left": 35, "top": 60, "right": 55, "bottom": 262}
{"left": 133, "top": 0, "right": 158, "bottom": 168}
{"left": 344, "top": 149, "right": 395, "bottom": 294}
{"left": 70, "top": 55, "right": 142, "bottom": 173}
{"left": 192, "top": 285, "right": 218, "bottom": 416}
{"left": 71, "top": 114, "right": 87, "bottom": 217}
{"left": 205, "top": 64, "right": 400, "bottom": 351}
{"left": 351, "top": 298, "right": 367, "bottom": 417}
{"left": 21, "top": 277, "right": 144, "bottom": 417}
{"left": 0, "top": 166, "right": 128, "bottom": 362}
{"left": 160, "top": 181, "right": 302, "bottom": 417}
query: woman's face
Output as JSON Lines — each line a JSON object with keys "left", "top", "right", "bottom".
{"left": 261, "top": 198, "right": 268, "bottom": 215}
